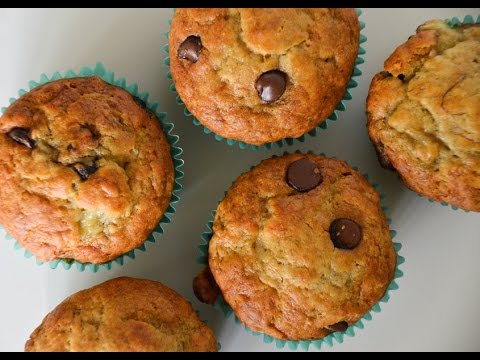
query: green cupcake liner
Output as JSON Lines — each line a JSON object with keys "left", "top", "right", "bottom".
{"left": 196, "top": 150, "right": 404, "bottom": 351}
{"left": 162, "top": 9, "right": 367, "bottom": 150}
{"left": 445, "top": 14, "right": 480, "bottom": 27}
{"left": 414, "top": 14, "right": 479, "bottom": 213}
{"left": 0, "top": 62, "right": 184, "bottom": 272}
{"left": 421, "top": 195, "right": 470, "bottom": 213}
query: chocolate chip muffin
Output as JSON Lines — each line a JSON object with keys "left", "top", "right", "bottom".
{"left": 25, "top": 277, "right": 218, "bottom": 352}
{"left": 0, "top": 77, "right": 174, "bottom": 264}
{"left": 169, "top": 9, "right": 360, "bottom": 146}
{"left": 202, "top": 153, "right": 396, "bottom": 340}
{"left": 367, "top": 20, "right": 480, "bottom": 211}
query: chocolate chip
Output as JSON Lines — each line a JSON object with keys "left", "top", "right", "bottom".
{"left": 178, "top": 35, "right": 202, "bottom": 63}
{"left": 67, "top": 144, "right": 75, "bottom": 152}
{"left": 72, "top": 163, "right": 97, "bottom": 181}
{"left": 7, "top": 127, "right": 35, "bottom": 149}
{"left": 373, "top": 140, "right": 394, "bottom": 170}
{"left": 325, "top": 321, "right": 349, "bottom": 333}
{"left": 398, "top": 74, "right": 405, "bottom": 81}
{"left": 286, "top": 157, "right": 322, "bottom": 192}
{"left": 255, "top": 70, "right": 287, "bottom": 103}
{"left": 329, "top": 218, "right": 362, "bottom": 250}
{"left": 193, "top": 267, "right": 220, "bottom": 305}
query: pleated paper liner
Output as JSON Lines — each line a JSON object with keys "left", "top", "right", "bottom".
{"left": 196, "top": 151, "right": 404, "bottom": 350}
{"left": 0, "top": 63, "right": 184, "bottom": 272}
{"left": 163, "top": 9, "right": 367, "bottom": 150}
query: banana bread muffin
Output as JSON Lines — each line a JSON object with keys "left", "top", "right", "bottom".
{"left": 25, "top": 277, "right": 218, "bottom": 352}
{"left": 0, "top": 77, "right": 174, "bottom": 264}
{"left": 367, "top": 20, "right": 480, "bottom": 211}
{"left": 169, "top": 8, "right": 360, "bottom": 146}
{"left": 204, "top": 153, "right": 396, "bottom": 340}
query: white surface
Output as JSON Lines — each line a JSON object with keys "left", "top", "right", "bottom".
{"left": 0, "top": 8, "right": 479, "bottom": 352}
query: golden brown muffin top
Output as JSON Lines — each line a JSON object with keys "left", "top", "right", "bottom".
{"left": 367, "top": 20, "right": 480, "bottom": 211}
{"left": 25, "top": 277, "right": 218, "bottom": 352}
{"left": 208, "top": 154, "right": 396, "bottom": 340}
{"left": 169, "top": 9, "right": 359, "bottom": 145}
{"left": 0, "top": 77, "right": 174, "bottom": 263}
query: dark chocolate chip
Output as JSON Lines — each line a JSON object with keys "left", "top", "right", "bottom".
{"left": 67, "top": 144, "right": 75, "bottom": 152}
{"left": 398, "top": 74, "right": 405, "bottom": 81}
{"left": 72, "top": 163, "right": 97, "bottom": 181}
{"left": 193, "top": 267, "right": 220, "bottom": 305}
{"left": 373, "top": 140, "right": 394, "bottom": 170}
{"left": 255, "top": 70, "right": 287, "bottom": 103}
{"left": 286, "top": 157, "right": 322, "bottom": 192}
{"left": 329, "top": 218, "right": 362, "bottom": 250}
{"left": 7, "top": 127, "right": 35, "bottom": 149}
{"left": 178, "top": 35, "right": 202, "bottom": 63}
{"left": 325, "top": 321, "right": 349, "bottom": 333}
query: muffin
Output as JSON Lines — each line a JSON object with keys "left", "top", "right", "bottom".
{"left": 25, "top": 277, "right": 218, "bottom": 352}
{"left": 194, "top": 153, "right": 396, "bottom": 340}
{"left": 367, "top": 19, "right": 480, "bottom": 211}
{"left": 0, "top": 77, "right": 174, "bottom": 264}
{"left": 169, "top": 8, "right": 360, "bottom": 146}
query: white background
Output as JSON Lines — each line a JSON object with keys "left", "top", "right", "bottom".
{"left": 0, "top": 8, "right": 479, "bottom": 352}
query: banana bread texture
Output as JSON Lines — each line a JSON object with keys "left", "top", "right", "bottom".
{"left": 169, "top": 8, "right": 359, "bottom": 145}
{"left": 207, "top": 154, "right": 396, "bottom": 340}
{"left": 25, "top": 277, "right": 218, "bottom": 352}
{"left": 367, "top": 20, "right": 480, "bottom": 211}
{"left": 0, "top": 77, "right": 174, "bottom": 263}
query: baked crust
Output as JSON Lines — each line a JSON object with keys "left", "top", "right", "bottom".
{"left": 0, "top": 77, "right": 174, "bottom": 263}
{"left": 367, "top": 21, "right": 480, "bottom": 211}
{"left": 25, "top": 277, "right": 217, "bottom": 352}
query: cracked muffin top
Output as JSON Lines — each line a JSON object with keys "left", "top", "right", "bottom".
{"left": 0, "top": 77, "right": 174, "bottom": 264}
{"left": 169, "top": 8, "right": 359, "bottom": 146}
{"left": 367, "top": 20, "right": 480, "bottom": 211}
{"left": 207, "top": 153, "right": 396, "bottom": 340}
{"left": 25, "top": 277, "right": 218, "bottom": 352}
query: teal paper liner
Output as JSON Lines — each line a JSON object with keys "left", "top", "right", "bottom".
{"left": 0, "top": 62, "right": 184, "bottom": 272}
{"left": 420, "top": 194, "right": 470, "bottom": 213}
{"left": 163, "top": 9, "right": 367, "bottom": 150}
{"left": 411, "top": 14, "right": 479, "bottom": 213}
{"left": 196, "top": 151, "right": 404, "bottom": 351}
